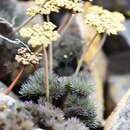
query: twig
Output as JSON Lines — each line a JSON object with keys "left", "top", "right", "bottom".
{"left": 0, "top": 34, "right": 31, "bottom": 52}
{"left": 15, "top": 39, "right": 31, "bottom": 52}
{"left": 0, "top": 34, "right": 18, "bottom": 44}
{"left": 43, "top": 46, "right": 49, "bottom": 102}
{"left": 4, "top": 66, "right": 25, "bottom": 95}
{"left": 74, "top": 32, "right": 98, "bottom": 76}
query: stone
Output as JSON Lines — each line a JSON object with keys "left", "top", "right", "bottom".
{"left": 0, "top": 82, "right": 18, "bottom": 99}
{"left": 0, "top": 93, "right": 16, "bottom": 106}
{"left": 104, "top": 89, "right": 130, "bottom": 130}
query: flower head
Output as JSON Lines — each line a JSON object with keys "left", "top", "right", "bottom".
{"left": 15, "top": 47, "right": 42, "bottom": 65}
{"left": 27, "top": 0, "right": 83, "bottom": 16}
{"left": 64, "top": 0, "right": 83, "bottom": 13}
{"left": 84, "top": 6, "right": 125, "bottom": 35}
{"left": 20, "top": 22, "right": 60, "bottom": 48}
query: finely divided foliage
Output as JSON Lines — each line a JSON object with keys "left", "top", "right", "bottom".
{"left": 19, "top": 68, "right": 97, "bottom": 128}
{"left": 24, "top": 98, "right": 90, "bottom": 130}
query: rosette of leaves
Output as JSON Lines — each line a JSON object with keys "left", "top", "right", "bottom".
{"left": 19, "top": 68, "right": 98, "bottom": 129}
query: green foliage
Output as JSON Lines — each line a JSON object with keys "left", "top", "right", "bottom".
{"left": 65, "top": 95, "right": 97, "bottom": 128}
{"left": 19, "top": 68, "right": 98, "bottom": 129}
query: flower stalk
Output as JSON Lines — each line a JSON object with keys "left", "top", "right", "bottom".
{"left": 4, "top": 66, "right": 25, "bottom": 95}
{"left": 58, "top": 13, "right": 74, "bottom": 34}
{"left": 74, "top": 32, "right": 98, "bottom": 76}
{"left": 15, "top": 0, "right": 48, "bottom": 32}
{"left": 43, "top": 46, "right": 49, "bottom": 102}
{"left": 46, "top": 15, "right": 53, "bottom": 72}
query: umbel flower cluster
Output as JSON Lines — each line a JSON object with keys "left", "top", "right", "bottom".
{"left": 27, "top": 0, "right": 83, "bottom": 16}
{"left": 84, "top": 6, "right": 125, "bottom": 35}
{"left": 20, "top": 22, "right": 60, "bottom": 48}
{"left": 15, "top": 47, "right": 42, "bottom": 65}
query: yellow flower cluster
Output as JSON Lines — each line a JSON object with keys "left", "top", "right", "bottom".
{"left": 20, "top": 22, "right": 60, "bottom": 48}
{"left": 84, "top": 6, "right": 125, "bottom": 35}
{"left": 64, "top": 0, "right": 83, "bottom": 13}
{"left": 27, "top": 0, "right": 83, "bottom": 16}
{"left": 15, "top": 47, "right": 42, "bottom": 65}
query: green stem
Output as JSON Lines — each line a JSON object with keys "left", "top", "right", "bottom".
{"left": 43, "top": 46, "right": 49, "bottom": 102}
{"left": 4, "top": 66, "right": 25, "bottom": 95}
{"left": 74, "top": 32, "right": 98, "bottom": 76}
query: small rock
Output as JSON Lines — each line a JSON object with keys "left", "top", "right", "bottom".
{"left": 0, "top": 93, "right": 16, "bottom": 106}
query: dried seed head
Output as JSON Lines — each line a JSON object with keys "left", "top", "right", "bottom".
{"left": 15, "top": 47, "right": 42, "bottom": 65}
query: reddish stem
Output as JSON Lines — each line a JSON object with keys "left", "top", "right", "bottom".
{"left": 4, "top": 66, "right": 25, "bottom": 95}
{"left": 58, "top": 13, "right": 74, "bottom": 34}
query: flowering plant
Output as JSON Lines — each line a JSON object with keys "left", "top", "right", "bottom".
{"left": 0, "top": 0, "right": 126, "bottom": 130}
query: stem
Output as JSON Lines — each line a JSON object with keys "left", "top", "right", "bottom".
{"left": 88, "top": 33, "right": 107, "bottom": 65}
{"left": 15, "top": 0, "right": 48, "bottom": 32}
{"left": 15, "top": 16, "right": 34, "bottom": 32}
{"left": 46, "top": 15, "right": 53, "bottom": 72}
{"left": 0, "top": 34, "right": 18, "bottom": 44}
{"left": 0, "top": 35, "right": 31, "bottom": 52}
{"left": 58, "top": 13, "right": 74, "bottom": 34}
{"left": 4, "top": 66, "right": 25, "bottom": 95}
{"left": 48, "top": 44, "right": 53, "bottom": 72}
{"left": 74, "top": 32, "right": 98, "bottom": 76}
{"left": 43, "top": 46, "right": 49, "bottom": 102}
